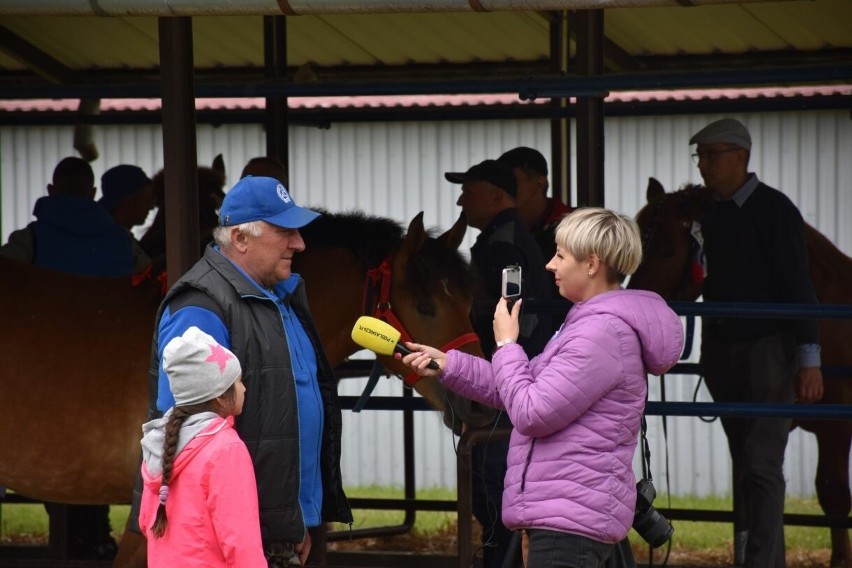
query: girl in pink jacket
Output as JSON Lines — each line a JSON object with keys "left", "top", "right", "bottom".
{"left": 139, "top": 326, "right": 266, "bottom": 567}
{"left": 400, "top": 208, "right": 684, "bottom": 568}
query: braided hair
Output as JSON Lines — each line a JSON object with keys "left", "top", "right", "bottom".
{"left": 150, "top": 384, "right": 237, "bottom": 538}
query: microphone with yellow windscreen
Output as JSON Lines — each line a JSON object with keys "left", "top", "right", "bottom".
{"left": 351, "top": 316, "right": 439, "bottom": 370}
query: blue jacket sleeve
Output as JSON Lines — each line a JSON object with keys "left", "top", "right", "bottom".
{"left": 156, "top": 305, "right": 230, "bottom": 412}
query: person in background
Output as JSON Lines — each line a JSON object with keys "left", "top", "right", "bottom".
{"left": 127, "top": 175, "right": 352, "bottom": 567}
{"left": 0, "top": 155, "right": 134, "bottom": 560}
{"left": 498, "top": 146, "right": 574, "bottom": 331}
{"left": 99, "top": 164, "right": 155, "bottom": 272}
{"left": 399, "top": 207, "right": 683, "bottom": 568}
{"left": 139, "top": 326, "right": 266, "bottom": 567}
{"left": 0, "top": 156, "right": 133, "bottom": 277}
{"left": 690, "top": 118, "right": 823, "bottom": 568}
{"left": 445, "top": 158, "right": 551, "bottom": 568}
{"left": 497, "top": 146, "right": 572, "bottom": 262}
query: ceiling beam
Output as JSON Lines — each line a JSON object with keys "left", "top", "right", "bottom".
{"left": 0, "top": 50, "right": 848, "bottom": 98}
{"left": 0, "top": 25, "right": 77, "bottom": 84}
{"left": 0, "top": 0, "right": 778, "bottom": 17}
{"left": 0, "top": 62, "right": 848, "bottom": 100}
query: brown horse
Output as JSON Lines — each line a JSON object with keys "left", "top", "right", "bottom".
{"left": 629, "top": 177, "right": 852, "bottom": 568}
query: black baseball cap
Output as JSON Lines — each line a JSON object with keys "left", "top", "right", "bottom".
{"left": 444, "top": 159, "right": 518, "bottom": 198}
{"left": 497, "top": 146, "right": 549, "bottom": 177}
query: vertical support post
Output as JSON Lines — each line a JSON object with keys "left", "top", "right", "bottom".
{"left": 264, "top": 16, "right": 289, "bottom": 177}
{"left": 573, "top": 9, "right": 605, "bottom": 207}
{"left": 159, "top": 16, "right": 199, "bottom": 286}
{"left": 549, "top": 10, "right": 571, "bottom": 206}
{"left": 457, "top": 427, "right": 512, "bottom": 568}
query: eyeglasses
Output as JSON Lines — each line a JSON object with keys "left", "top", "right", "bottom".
{"left": 691, "top": 148, "right": 741, "bottom": 165}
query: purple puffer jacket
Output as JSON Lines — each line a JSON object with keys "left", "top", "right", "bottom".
{"left": 441, "top": 289, "right": 683, "bottom": 543}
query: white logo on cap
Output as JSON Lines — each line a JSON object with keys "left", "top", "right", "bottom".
{"left": 276, "top": 183, "right": 292, "bottom": 204}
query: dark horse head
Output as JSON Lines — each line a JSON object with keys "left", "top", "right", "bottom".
{"left": 138, "top": 154, "right": 227, "bottom": 263}
{"left": 628, "top": 177, "right": 714, "bottom": 301}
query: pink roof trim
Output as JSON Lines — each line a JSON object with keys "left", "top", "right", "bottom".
{"left": 1, "top": 86, "right": 848, "bottom": 113}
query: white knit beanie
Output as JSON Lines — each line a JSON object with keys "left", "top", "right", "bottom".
{"left": 163, "top": 326, "right": 241, "bottom": 406}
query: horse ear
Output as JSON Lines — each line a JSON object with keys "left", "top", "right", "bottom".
{"left": 438, "top": 212, "right": 467, "bottom": 252}
{"left": 647, "top": 177, "right": 666, "bottom": 202}
{"left": 212, "top": 154, "right": 226, "bottom": 178}
{"left": 402, "top": 212, "right": 427, "bottom": 257}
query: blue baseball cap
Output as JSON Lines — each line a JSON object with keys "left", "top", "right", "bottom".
{"left": 219, "top": 176, "right": 320, "bottom": 229}
{"left": 99, "top": 164, "right": 151, "bottom": 213}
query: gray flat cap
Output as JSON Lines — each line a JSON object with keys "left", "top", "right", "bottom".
{"left": 689, "top": 118, "right": 751, "bottom": 150}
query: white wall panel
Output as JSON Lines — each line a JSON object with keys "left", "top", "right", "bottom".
{"left": 2, "top": 108, "right": 848, "bottom": 497}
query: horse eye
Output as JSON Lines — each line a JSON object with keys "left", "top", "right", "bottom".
{"left": 416, "top": 300, "right": 437, "bottom": 317}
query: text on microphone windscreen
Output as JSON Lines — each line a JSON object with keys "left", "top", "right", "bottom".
{"left": 351, "top": 316, "right": 401, "bottom": 356}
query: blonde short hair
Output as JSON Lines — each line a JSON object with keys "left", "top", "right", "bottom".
{"left": 554, "top": 207, "right": 642, "bottom": 283}
{"left": 212, "top": 220, "right": 264, "bottom": 247}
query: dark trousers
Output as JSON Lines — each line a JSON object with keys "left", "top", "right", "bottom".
{"left": 43, "top": 503, "right": 115, "bottom": 559}
{"left": 503, "top": 532, "right": 633, "bottom": 568}
{"left": 524, "top": 530, "right": 614, "bottom": 568}
{"left": 702, "top": 332, "right": 795, "bottom": 568}
{"left": 472, "top": 416, "right": 512, "bottom": 568}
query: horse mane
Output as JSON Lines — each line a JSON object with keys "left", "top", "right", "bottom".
{"left": 300, "top": 209, "right": 473, "bottom": 298}
{"left": 299, "top": 209, "right": 404, "bottom": 268}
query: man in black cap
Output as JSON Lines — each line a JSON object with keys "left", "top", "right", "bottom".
{"left": 497, "top": 146, "right": 572, "bottom": 263}
{"left": 691, "top": 118, "right": 823, "bottom": 568}
{"left": 446, "top": 159, "right": 551, "bottom": 568}
{"left": 498, "top": 146, "right": 574, "bottom": 332}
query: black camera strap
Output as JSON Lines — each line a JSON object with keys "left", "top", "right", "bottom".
{"left": 640, "top": 414, "right": 653, "bottom": 482}
{"left": 640, "top": 375, "right": 672, "bottom": 484}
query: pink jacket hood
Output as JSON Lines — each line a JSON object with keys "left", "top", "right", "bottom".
{"left": 441, "top": 289, "right": 683, "bottom": 542}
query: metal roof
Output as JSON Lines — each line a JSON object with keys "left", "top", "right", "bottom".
{"left": 0, "top": 1, "right": 850, "bottom": 98}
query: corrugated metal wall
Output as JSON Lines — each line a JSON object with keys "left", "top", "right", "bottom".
{"left": 1, "top": 108, "right": 848, "bottom": 496}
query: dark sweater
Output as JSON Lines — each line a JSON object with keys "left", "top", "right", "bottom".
{"left": 701, "top": 180, "right": 819, "bottom": 345}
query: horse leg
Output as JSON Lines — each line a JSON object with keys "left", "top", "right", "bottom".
{"left": 113, "top": 518, "right": 147, "bottom": 568}
{"left": 811, "top": 420, "right": 852, "bottom": 568}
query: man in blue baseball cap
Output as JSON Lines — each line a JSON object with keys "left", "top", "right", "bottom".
{"left": 127, "top": 176, "right": 352, "bottom": 567}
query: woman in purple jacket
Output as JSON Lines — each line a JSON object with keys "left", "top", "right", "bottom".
{"left": 400, "top": 208, "right": 684, "bottom": 567}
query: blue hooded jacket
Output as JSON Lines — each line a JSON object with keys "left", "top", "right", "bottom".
{"left": 30, "top": 194, "right": 133, "bottom": 276}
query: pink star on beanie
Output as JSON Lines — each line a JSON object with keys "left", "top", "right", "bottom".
{"left": 163, "top": 327, "right": 242, "bottom": 406}
{"left": 206, "top": 342, "right": 235, "bottom": 373}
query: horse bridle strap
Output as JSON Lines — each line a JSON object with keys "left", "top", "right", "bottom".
{"left": 364, "top": 254, "right": 479, "bottom": 386}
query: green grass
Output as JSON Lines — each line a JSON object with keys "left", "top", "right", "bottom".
{"left": 0, "top": 489, "right": 832, "bottom": 552}
{"left": 633, "top": 494, "right": 831, "bottom": 551}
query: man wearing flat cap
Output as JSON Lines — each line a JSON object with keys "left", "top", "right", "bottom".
{"left": 691, "top": 118, "right": 823, "bottom": 568}
{"left": 127, "top": 176, "right": 352, "bottom": 567}
{"left": 446, "top": 159, "right": 551, "bottom": 568}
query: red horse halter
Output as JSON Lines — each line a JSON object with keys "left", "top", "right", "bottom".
{"left": 363, "top": 253, "right": 479, "bottom": 385}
